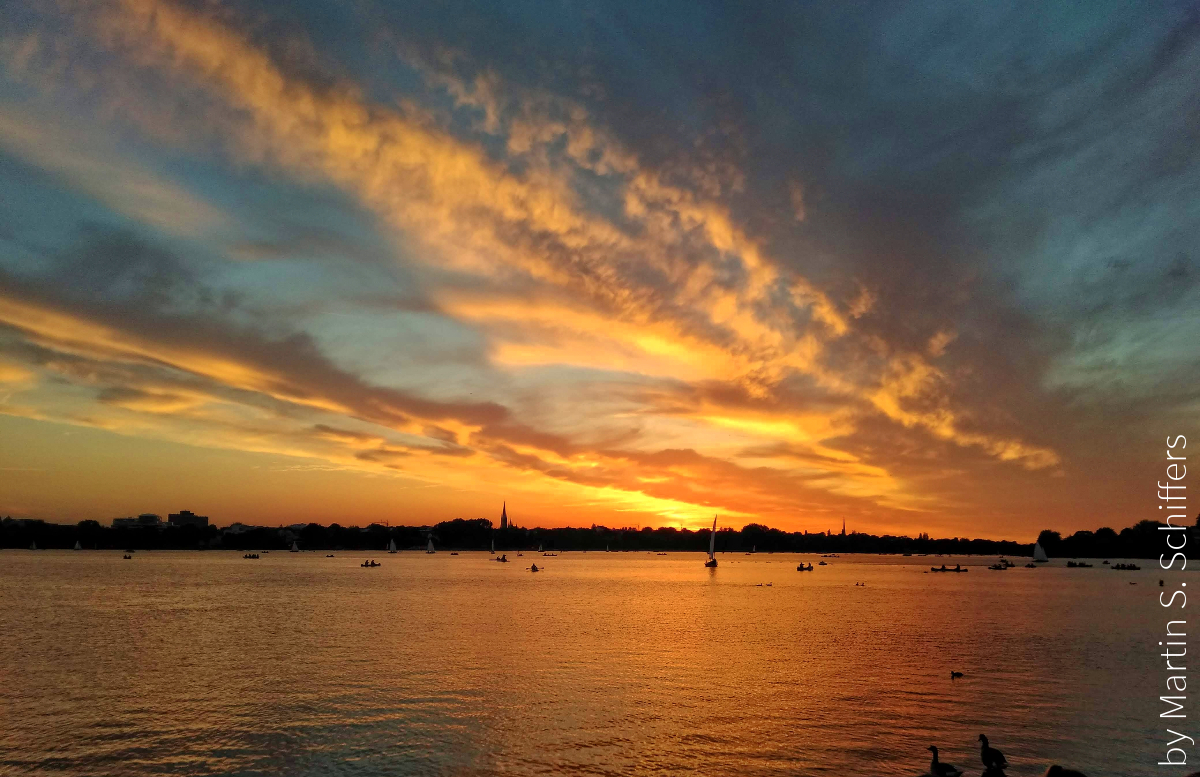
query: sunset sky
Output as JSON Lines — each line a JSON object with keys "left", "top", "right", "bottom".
{"left": 0, "top": 1, "right": 1196, "bottom": 539}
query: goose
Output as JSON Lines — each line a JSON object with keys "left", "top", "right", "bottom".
{"left": 1043, "top": 767, "right": 1087, "bottom": 777}
{"left": 979, "top": 735, "right": 1007, "bottom": 770}
{"left": 950, "top": 671, "right": 963, "bottom": 679}
{"left": 928, "top": 746, "right": 962, "bottom": 777}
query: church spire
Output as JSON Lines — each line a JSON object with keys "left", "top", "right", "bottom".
{"left": 500, "top": 501, "right": 508, "bottom": 530}
{"left": 841, "top": 518, "right": 846, "bottom": 536}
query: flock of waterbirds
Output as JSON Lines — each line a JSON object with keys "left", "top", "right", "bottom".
{"left": 927, "top": 736, "right": 1096, "bottom": 777}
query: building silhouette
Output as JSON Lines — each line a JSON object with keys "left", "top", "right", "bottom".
{"left": 500, "top": 502, "right": 508, "bottom": 530}
{"left": 168, "top": 510, "right": 209, "bottom": 529}
{"left": 113, "top": 513, "right": 162, "bottom": 528}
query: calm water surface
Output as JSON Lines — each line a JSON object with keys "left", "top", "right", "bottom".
{"left": 0, "top": 551, "right": 1172, "bottom": 776}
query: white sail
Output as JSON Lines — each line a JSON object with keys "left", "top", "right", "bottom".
{"left": 427, "top": 538, "right": 435, "bottom": 553}
{"left": 708, "top": 515, "right": 717, "bottom": 559}
{"left": 388, "top": 538, "right": 397, "bottom": 552}
{"left": 538, "top": 542, "right": 543, "bottom": 553}
{"left": 30, "top": 541, "right": 37, "bottom": 550}
{"left": 74, "top": 540, "right": 82, "bottom": 550}
{"left": 1033, "top": 542, "right": 1049, "bottom": 562}
{"left": 491, "top": 537, "right": 495, "bottom": 554}
{"left": 291, "top": 541, "right": 299, "bottom": 552}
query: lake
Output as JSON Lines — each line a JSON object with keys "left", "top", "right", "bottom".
{"left": 0, "top": 550, "right": 1173, "bottom": 775}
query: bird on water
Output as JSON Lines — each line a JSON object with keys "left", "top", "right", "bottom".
{"left": 950, "top": 670, "right": 964, "bottom": 679}
{"left": 928, "top": 746, "right": 963, "bottom": 777}
{"left": 979, "top": 735, "right": 1007, "bottom": 771}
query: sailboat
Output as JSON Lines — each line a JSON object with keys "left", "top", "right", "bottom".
{"left": 538, "top": 542, "right": 543, "bottom": 553}
{"left": 74, "top": 540, "right": 82, "bottom": 551}
{"left": 426, "top": 538, "right": 435, "bottom": 554}
{"left": 290, "top": 541, "right": 299, "bottom": 553}
{"left": 705, "top": 516, "right": 718, "bottom": 568}
{"left": 388, "top": 538, "right": 397, "bottom": 554}
{"left": 29, "top": 541, "right": 37, "bottom": 551}
{"left": 1033, "top": 542, "right": 1049, "bottom": 563}
{"left": 490, "top": 537, "right": 495, "bottom": 555}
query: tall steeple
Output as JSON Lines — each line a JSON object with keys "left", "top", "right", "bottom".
{"left": 841, "top": 518, "right": 846, "bottom": 536}
{"left": 500, "top": 501, "right": 508, "bottom": 530}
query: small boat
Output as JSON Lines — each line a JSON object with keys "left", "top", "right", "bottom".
{"left": 290, "top": 541, "right": 299, "bottom": 553}
{"left": 818, "top": 561, "right": 827, "bottom": 566}
{"left": 988, "top": 563, "right": 1007, "bottom": 570}
{"left": 1112, "top": 562, "right": 1141, "bottom": 570}
{"left": 29, "top": 541, "right": 37, "bottom": 550}
{"left": 326, "top": 554, "right": 334, "bottom": 558}
{"left": 530, "top": 563, "right": 540, "bottom": 572}
{"left": 1025, "top": 562, "right": 1037, "bottom": 568}
{"left": 388, "top": 538, "right": 397, "bottom": 554}
{"left": 1102, "top": 559, "right": 1109, "bottom": 564}
{"left": 931, "top": 565, "right": 967, "bottom": 572}
{"left": 1033, "top": 542, "right": 1049, "bottom": 563}
{"left": 797, "top": 563, "right": 813, "bottom": 571}
{"left": 537, "top": 543, "right": 544, "bottom": 553}
{"left": 1066, "top": 561, "right": 1093, "bottom": 568}
{"left": 426, "top": 538, "right": 435, "bottom": 554}
{"left": 494, "top": 554, "right": 509, "bottom": 562}
{"left": 705, "top": 515, "right": 718, "bottom": 567}
{"left": 122, "top": 554, "right": 132, "bottom": 559}
{"left": 490, "top": 538, "right": 495, "bottom": 555}
{"left": 450, "top": 552, "right": 459, "bottom": 555}
{"left": 243, "top": 553, "right": 260, "bottom": 559}
{"left": 74, "top": 540, "right": 82, "bottom": 551}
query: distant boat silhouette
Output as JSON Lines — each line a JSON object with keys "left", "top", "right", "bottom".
{"left": 538, "top": 542, "right": 543, "bottom": 553}
{"left": 290, "top": 541, "right": 299, "bottom": 553}
{"left": 73, "top": 540, "right": 82, "bottom": 550}
{"left": 1033, "top": 542, "right": 1049, "bottom": 562}
{"left": 928, "top": 746, "right": 963, "bottom": 777}
{"left": 426, "top": 538, "right": 435, "bottom": 554}
{"left": 388, "top": 538, "right": 397, "bottom": 554}
{"left": 705, "top": 515, "right": 718, "bottom": 568}
{"left": 490, "top": 537, "right": 495, "bottom": 555}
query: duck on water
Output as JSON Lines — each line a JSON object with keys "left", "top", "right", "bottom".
{"left": 979, "top": 734, "right": 1007, "bottom": 771}
{"left": 927, "top": 746, "right": 962, "bottom": 777}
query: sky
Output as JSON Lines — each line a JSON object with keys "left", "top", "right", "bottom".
{"left": 0, "top": 1, "right": 1197, "bottom": 539}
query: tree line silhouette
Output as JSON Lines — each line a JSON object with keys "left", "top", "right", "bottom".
{"left": 1, "top": 515, "right": 1191, "bottom": 558}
